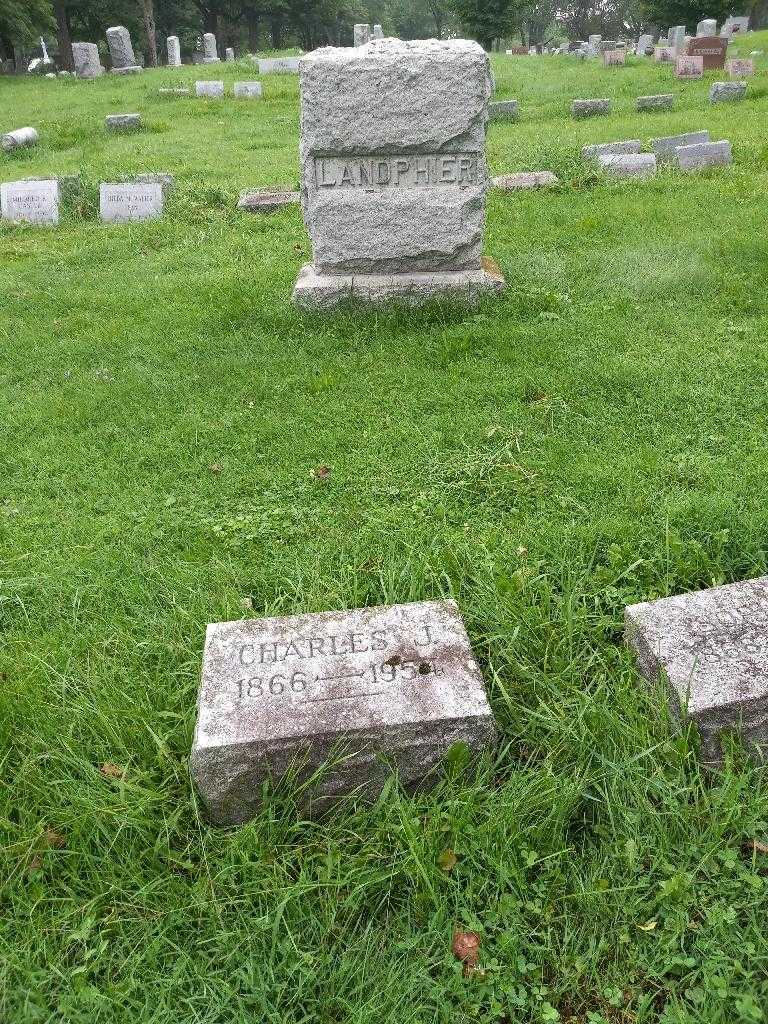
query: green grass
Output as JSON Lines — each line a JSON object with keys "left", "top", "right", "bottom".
{"left": 2, "top": 36, "right": 768, "bottom": 1023}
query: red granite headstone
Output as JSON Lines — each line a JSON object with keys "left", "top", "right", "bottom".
{"left": 686, "top": 36, "right": 728, "bottom": 69}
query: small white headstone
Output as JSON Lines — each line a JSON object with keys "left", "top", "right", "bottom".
{"left": 99, "top": 182, "right": 164, "bottom": 223}
{"left": 233, "top": 81, "right": 262, "bottom": 98}
{"left": 167, "top": 35, "right": 181, "bottom": 66}
{"left": 1, "top": 179, "right": 59, "bottom": 225}
{"left": 1, "top": 126, "right": 39, "bottom": 152}
{"left": 195, "top": 80, "right": 224, "bottom": 97}
{"left": 225, "top": 46, "right": 235, "bottom": 62}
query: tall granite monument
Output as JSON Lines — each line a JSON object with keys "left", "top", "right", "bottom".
{"left": 106, "top": 26, "right": 141, "bottom": 73}
{"left": 292, "top": 38, "right": 504, "bottom": 308}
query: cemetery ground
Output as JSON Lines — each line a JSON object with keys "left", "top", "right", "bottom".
{"left": 2, "top": 35, "right": 768, "bottom": 1024}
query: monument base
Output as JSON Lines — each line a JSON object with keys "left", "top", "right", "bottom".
{"left": 112, "top": 65, "right": 143, "bottom": 74}
{"left": 292, "top": 259, "right": 505, "bottom": 310}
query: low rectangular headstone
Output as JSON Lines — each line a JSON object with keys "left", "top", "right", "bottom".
{"left": 99, "top": 182, "right": 164, "bottom": 223}
{"left": 654, "top": 45, "right": 675, "bottom": 62}
{"left": 195, "top": 80, "right": 224, "bottom": 97}
{"left": 675, "top": 139, "right": 732, "bottom": 170}
{"left": 710, "top": 80, "right": 747, "bottom": 102}
{"left": 582, "top": 139, "right": 641, "bottom": 160}
{"left": 626, "top": 577, "right": 768, "bottom": 763}
{"left": 1, "top": 126, "right": 38, "bottom": 152}
{"left": 105, "top": 113, "right": 141, "bottom": 132}
{"left": 0, "top": 179, "right": 59, "bottom": 225}
{"left": 238, "top": 189, "right": 299, "bottom": 212}
{"left": 571, "top": 98, "right": 610, "bottom": 118}
{"left": 651, "top": 130, "right": 710, "bottom": 160}
{"left": 488, "top": 99, "right": 519, "bottom": 120}
{"left": 491, "top": 171, "right": 559, "bottom": 190}
{"left": 257, "top": 57, "right": 299, "bottom": 74}
{"left": 686, "top": 36, "right": 728, "bottom": 68}
{"left": 636, "top": 93, "right": 674, "bottom": 111}
{"left": 190, "top": 599, "right": 497, "bottom": 823}
{"left": 505, "top": 46, "right": 529, "bottom": 55}
{"left": 726, "top": 58, "right": 754, "bottom": 77}
{"left": 602, "top": 48, "right": 626, "bottom": 65}
{"left": 675, "top": 54, "right": 703, "bottom": 77}
{"left": 597, "top": 153, "right": 657, "bottom": 178}
{"left": 233, "top": 81, "right": 262, "bottom": 98}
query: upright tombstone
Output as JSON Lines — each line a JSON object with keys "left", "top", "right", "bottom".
{"left": 106, "top": 25, "right": 141, "bottom": 72}
{"left": 71, "top": 41, "right": 104, "bottom": 78}
{"left": 190, "top": 599, "right": 497, "bottom": 823}
{"left": 696, "top": 18, "right": 718, "bottom": 36}
{"left": 225, "top": 46, "right": 235, "bottom": 62}
{"left": 353, "top": 23, "right": 371, "bottom": 47}
{"left": 202, "top": 32, "right": 219, "bottom": 62}
{"left": 722, "top": 15, "right": 749, "bottom": 35}
{"left": 100, "top": 182, "right": 164, "bottom": 223}
{"left": 167, "top": 35, "right": 182, "bottom": 66}
{"left": 293, "top": 38, "right": 503, "bottom": 309}
{"left": 686, "top": 35, "right": 728, "bottom": 69}
{"left": 372, "top": 24, "right": 384, "bottom": 39}
{"left": 675, "top": 54, "right": 703, "bottom": 77}
{"left": 636, "top": 33, "right": 654, "bottom": 55}
{"left": 669, "top": 25, "right": 686, "bottom": 53}
{"left": 0, "top": 179, "right": 59, "bottom": 225}
{"left": 603, "top": 48, "right": 626, "bottom": 65}
{"left": 654, "top": 44, "right": 675, "bottom": 62}
{"left": 726, "top": 57, "right": 754, "bottom": 77}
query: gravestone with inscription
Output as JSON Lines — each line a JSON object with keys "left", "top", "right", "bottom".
{"left": 489, "top": 99, "right": 519, "bottom": 120}
{"left": 257, "top": 56, "right": 299, "bottom": 74}
{"left": 675, "top": 54, "right": 703, "bottom": 77}
{"left": 571, "top": 98, "right": 610, "bottom": 118}
{"left": 675, "top": 139, "right": 732, "bottom": 170}
{"left": 1, "top": 179, "right": 58, "bottom": 225}
{"left": 293, "top": 38, "right": 503, "bottom": 308}
{"left": 106, "top": 25, "right": 141, "bottom": 72}
{"left": 626, "top": 577, "right": 768, "bottom": 763}
{"left": 191, "top": 600, "right": 497, "bottom": 823}
{"left": 195, "top": 80, "right": 224, "bottom": 97}
{"left": 697, "top": 18, "right": 717, "bottom": 35}
{"left": 99, "top": 182, "right": 164, "bottom": 223}
{"left": 686, "top": 36, "right": 728, "bottom": 68}
{"left": 726, "top": 58, "right": 754, "bottom": 77}
{"left": 603, "top": 48, "right": 626, "bottom": 65}
{"left": 202, "top": 32, "right": 219, "bottom": 62}
{"left": 598, "top": 153, "right": 657, "bottom": 178}
{"left": 234, "top": 81, "right": 262, "bottom": 98}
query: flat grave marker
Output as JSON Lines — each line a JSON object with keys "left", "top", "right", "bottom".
{"left": 0, "top": 179, "right": 58, "bottom": 224}
{"left": 99, "top": 182, "right": 164, "bottom": 223}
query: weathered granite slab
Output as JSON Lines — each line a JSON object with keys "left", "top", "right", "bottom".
{"left": 106, "top": 25, "right": 140, "bottom": 72}
{"left": 195, "top": 80, "right": 224, "bottom": 97}
{"left": 354, "top": 24, "right": 371, "bottom": 46}
{"left": 238, "top": 189, "right": 299, "bottom": 212}
{"left": 710, "top": 80, "right": 746, "bottom": 102}
{"left": 373, "top": 24, "right": 383, "bottom": 39}
{"left": 489, "top": 100, "right": 519, "bottom": 120}
{"left": 626, "top": 577, "right": 768, "bottom": 762}
{"left": 202, "top": 32, "right": 219, "bottom": 62}
{"left": 491, "top": 171, "right": 559, "bottom": 189}
{"left": 651, "top": 130, "right": 710, "bottom": 160}
{"left": 636, "top": 93, "right": 674, "bottom": 111}
{"left": 167, "top": 35, "right": 181, "bottom": 66}
{"left": 112, "top": 65, "right": 142, "bottom": 75}
{"left": 225, "top": 47, "right": 235, "bottom": 61}
{"left": 726, "top": 58, "right": 754, "bottom": 77}
{"left": 105, "top": 113, "right": 141, "bottom": 132}
{"left": 636, "top": 33, "right": 654, "bottom": 55}
{"left": 1, "top": 179, "right": 58, "bottom": 224}
{"left": 675, "top": 139, "right": 732, "bottom": 170}
{"left": 676, "top": 54, "right": 703, "bottom": 76}
{"left": 234, "top": 81, "right": 262, "bottom": 98}
{"left": 603, "top": 48, "right": 625, "bottom": 65}
{"left": 72, "top": 41, "right": 104, "bottom": 78}
{"left": 191, "top": 599, "right": 497, "bottom": 823}
{"left": 1, "top": 127, "right": 38, "bottom": 152}
{"left": 582, "top": 139, "right": 641, "bottom": 160}
{"left": 99, "top": 182, "right": 163, "bottom": 223}
{"left": 597, "top": 153, "right": 657, "bottom": 177}
{"left": 257, "top": 57, "right": 299, "bottom": 74}
{"left": 696, "top": 18, "right": 717, "bottom": 36}
{"left": 571, "top": 98, "right": 610, "bottom": 118}
{"left": 687, "top": 36, "right": 728, "bottom": 69}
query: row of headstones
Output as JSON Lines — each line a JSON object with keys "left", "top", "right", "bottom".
{"left": 71, "top": 25, "right": 300, "bottom": 79}
{"left": 0, "top": 174, "right": 301, "bottom": 225}
{"left": 556, "top": 18, "right": 750, "bottom": 61}
{"left": 191, "top": 571, "right": 768, "bottom": 824}
{"left": 353, "top": 24, "right": 384, "bottom": 46}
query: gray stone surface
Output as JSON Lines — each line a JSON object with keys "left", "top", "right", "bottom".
{"left": 1, "top": 179, "right": 58, "bottom": 224}
{"left": 1, "top": 126, "right": 39, "bottom": 152}
{"left": 296, "top": 38, "right": 494, "bottom": 295}
{"left": 582, "top": 139, "right": 641, "bottom": 160}
{"left": 167, "top": 35, "right": 181, "bottom": 66}
{"left": 669, "top": 24, "right": 686, "bottom": 52}
{"left": 373, "top": 24, "right": 383, "bottom": 39}
{"left": 626, "top": 577, "right": 768, "bottom": 762}
{"left": 722, "top": 15, "right": 749, "bottom": 34}
{"left": 72, "top": 42, "right": 104, "bottom": 78}
{"left": 238, "top": 189, "right": 299, "bottom": 212}
{"left": 202, "top": 32, "right": 219, "bottom": 62}
{"left": 651, "top": 130, "right": 710, "bottom": 160}
{"left": 571, "top": 98, "right": 610, "bottom": 118}
{"left": 195, "top": 80, "right": 224, "bottom": 97}
{"left": 602, "top": 48, "right": 626, "bottom": 65}
{"left": 710, "top": 80, "right": 747, "bottom": 102}
{"left": 697, "top": 18, "right": 717, "bottom": 35}
{"left": 99, "top": 182, "right": 164, "bottom": 223}
{"left": 353, "top": 23, "right": 371, "bottom": 46}
{"left": 191, "top": 599, "right": 497, "bottom": 822}
{"left": 636, "top": 33, "right": 654, "bottom": 54}
{"left": 233, "top": 81, "right": 262, "bottom": 98}
{"left": 489, "top": 99, "right": 519, "bottom": 120}
{"left": 106, "top": 25, "right": 138, "bottom": 70}
{"left": 655, "top": 45, "right": 675, "bottom": 61}
{"left": 112, "top": 65, "right": 142, "bottom": 75}
{"left": 225, "top": 46, "right": 235, "bottom": 61}
{"left": 597, "top": 153, "right": 657, "bottom": 177}
{"left": 675, "top": 139, "right": 732, "bottom": 170}
{"left": 257, "top": 57, "right": 299, "bottom": 74}
{"left": 726, "top": 58, "right": 754, "bottom": 77}
{"left": 491, "top": 171, "right": 559, "bottom": 190}
{"left": 105, "top": 113, "right": 141, "bottom": 132}
{"left": 636, "top": 93, "right": 674, "bottom": 111}
{"left": 675, "top": 54, "right": 704, "bottom": 76}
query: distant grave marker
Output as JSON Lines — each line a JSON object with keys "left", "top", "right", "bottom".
{"left": 99, "top": 182, "right": 164, "bottom": 223}
{"left": 686, "top": 36, "right": 728, "bottom": 69}
{"left": 675, "top": 54, "right": 704, "bottom": 77}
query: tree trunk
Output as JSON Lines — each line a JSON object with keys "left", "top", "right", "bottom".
{"left": 247, "top": 10, "right": 259, "bottom": 51}
{"left": 204, "top": 10, "right": 218, "bottom": 35}
{"left": 142, "top": 0, "right": 158, "bottom": 66}
{"left": 53, "top": 0, "right": 73, "bottom": 70}
{"left": 270, "top": 14, "right": 283, "bottom": 49}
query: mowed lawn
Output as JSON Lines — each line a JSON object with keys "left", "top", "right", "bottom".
{"left": 2, "top": 35, "right": 768, "bottom": 1023}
